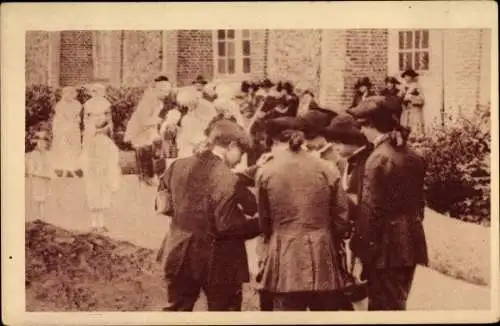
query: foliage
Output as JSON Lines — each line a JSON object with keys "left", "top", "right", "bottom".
{"left": 411, "top": 104, "right": 491, "bottom": 226}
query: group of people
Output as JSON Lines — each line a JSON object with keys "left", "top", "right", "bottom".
{"left": 27, "top": 82, "right": 121, "bottom": 233}
{"left": 152, "top": 69, "right": 428, "bottom": 311}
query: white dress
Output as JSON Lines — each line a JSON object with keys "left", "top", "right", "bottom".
{"left": 81, "top": 97, "right": 121, "bottom": 211}
{"left": 51, "top": 99, "right": 82, "bottom": 171}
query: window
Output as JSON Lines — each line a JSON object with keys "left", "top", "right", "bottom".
{"left": 215, "top": 29, "right": 251, "bottom": 76}
{"left": 398, "top": 30, "right": 429, "bottom": 71}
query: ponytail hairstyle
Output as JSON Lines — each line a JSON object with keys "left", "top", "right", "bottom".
{"left": 280, "top": 129, "right": 305, "bottom": 152}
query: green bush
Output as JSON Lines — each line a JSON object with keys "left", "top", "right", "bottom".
{"left": 25, "top": 85, "right": 151, "bottom": 152}
{"left": 411, "top": 104, "right": 491, "bottom": 226}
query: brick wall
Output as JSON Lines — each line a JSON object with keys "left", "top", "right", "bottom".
{"left": 177, "top": 30, "right": 213, "bottom": 86}
{"left": 267, "top": 30, "right": 322, "bottom": 96}
{"left": 161, "top": 30, "right": 179, "bottom": 86}
{"left": 343, "top": 29, "right": 388, "bottom": 108}
{"left": 249, "top": 29, "right": 267, "bottom": 79}
{"left": 26, "top": 31, "right": 50, "bottom": 86}
{"left": 122, "top": 31, "right": 163, "bottom": 86}
{"left": 59, "top": 31, "right": 94, "bottom": 87}
{"left": 443, "top": 29, "right": 488, "bottom": 118}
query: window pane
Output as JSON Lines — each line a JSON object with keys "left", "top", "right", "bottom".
{"left": 243, "top": 58, "right": 251, "bottom": 73}
{"left": 415, "top": 30, "right": 421, "bottom": 49}
{"left": 422, "top": 51, "right": 429, "bottom": 70}
{"left": 422, "top": 30, "right": 429, "bottom": 48}
{"left": 398, "top": 52, "right": 405, "bottom": 71}
{"left": 218, "top": 42, "right": 225, "bottom": 56}
{"left": 398, "top": 32, "right": 404, "bottom": 49}
{"left": 415, "top": 52, "right": 421, "bottom": 70}
{"left": 227, "top": 42, "right": 235, "bottom": 57}
{"left": 228, "top": 59, "right": 235, "bottom": 73}
{"left": 217, "top": 30, "right": 225, "bottom": 40}
{"left": 242, "top": 29, "right": 250, "bottom": 38}
{"left": 405, "top": 52, "right": 413, "bottom": 69}
{"left": 218, "top": 59, "right": 226, "bottom": 74}
{"left": 405, "top": 31, "right": 413, "bottom": 49}
{"left": 227, "top": 30, "right": 235, "bottom": 39}
{"left": 243, "top": 40, "right": 251, "bottom": 56}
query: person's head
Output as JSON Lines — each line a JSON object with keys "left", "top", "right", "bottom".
{"left": 355, "top": 77, "right": 373, "bottom": 94}
{"left": 302, "top": 90, "right": 314, "bottom": 102}
{"left": 202, "top": 83, "right": 218, "bottom": 102}
{"left": 264, "top": 117, "right": 307, "bottom": 153}
{"left": 346, "top": 96, "right": 402, "bottom": 143}
{"left": 207, "top": 120, "right": 252, "bottom": 168}
{"left": 260, "top": 78, "right": 274, "bottom": 91}
{"left": 385, "top": 76, "right": 401, "bottom": 90}
{"left": 176, "top": 88, "right": 199, "bottom": 113}
{"left": 401, "top": 69, "right": 419, "bottom": 84}
{"left": 61, "top": 86, "right": 77, "bottom": 101}
{"left": 324, "top": 113, "right": 369, "bottom": 158}
{"left": 154, "top": 75, "right": 172, "bottom": 100}
{"left": 299, "top": 106, "right": 338, "bottom": 143}
{"left": 87, "top": 83, "right": 106, "bottom": 98}
{"left": 213, "top": 98, "right": 236, "bottom": 119}
{"left": 192, "top": 75, "right": 208, "bottom": 92}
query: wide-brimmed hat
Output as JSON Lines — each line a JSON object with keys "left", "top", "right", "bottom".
{"left": 260, "top": 78, "right": 275, "bottom": 89}
{"left": 346, "top": 96, "right": 402, "bottom": 129}
{"left": 384, "top": 76, "right": 401, "bottom": 85}
{"left": 299, "top": 106, "right": 338, "bottom": 138}
{"left": 264, "top": 116, "right": 306, "bottom": 139}
{"left": 323, "top": 113, "right": 368, "bottom": 146}
{"left": 401, "top": 68, "right": 419, "bottom": 78}
{"left": 207, "top": 119, "right": 252, "bottom": 152}
{"left": 354, "top": 77, "right": 373, "bottom": 89}
{"left": 192, "top": 75, "right": 208, "bottom": 85}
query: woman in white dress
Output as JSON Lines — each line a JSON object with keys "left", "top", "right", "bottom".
{"left": 81, "top": 83, "right": 121, "bottom": 233}
{"left": 51, "top": 86, "right": 83, "bottom": 177}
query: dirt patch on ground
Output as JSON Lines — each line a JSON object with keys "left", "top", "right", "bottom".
{"left": 25, "top": 220, "right": 259, "bottom": 311}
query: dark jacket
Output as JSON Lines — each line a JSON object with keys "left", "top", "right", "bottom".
{"left": 256, "top": 149, "right": 351, "bottom": 292}
{"left": 350, "top": 136, "right": 428, "bottom": 269}
{"left": 156, "top": 151, "right": 261, "bottom": 285}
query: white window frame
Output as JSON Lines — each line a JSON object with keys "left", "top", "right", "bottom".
{"left": 212, "top": 29, "right": 252, "bottom": 82}
{"left": 397, "top": 29, "right": 430, "bottom": 72}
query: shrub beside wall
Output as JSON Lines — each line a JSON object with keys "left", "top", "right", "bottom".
{"left": 411, "top": 104, "right": 491, "bottom": 226}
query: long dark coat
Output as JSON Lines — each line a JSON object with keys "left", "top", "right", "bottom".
{"left": 256, "top": 149, "right": 351, "bottom": 293}
{"left": 156, "top": 151, "right": 261, "bottom": 286}
{"left": 350, "top": 136, "right": 428, "bottom": 269}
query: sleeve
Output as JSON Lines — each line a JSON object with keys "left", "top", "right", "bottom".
{"left": 212, "top": 174, "right": 261, "bottom": 240}
{"left": 155, "top": 160, "right": 176, "bottom": 216}
{"left": 235, "top": 184, "right": 258, "bottom": 217}
{"left": 365, "top": 154, "right": 392, "bottom": 222}
{"left": 256, "top": 169, "right": 272, "bottom": 239}
{"left": 328, "top": 171, "right": 352, "bottom": 239}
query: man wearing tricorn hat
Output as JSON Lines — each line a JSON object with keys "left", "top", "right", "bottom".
{"left": 346, "top": 96, "right": 428, "bottom": 310}
{"left": 400, "top": 68, "right": 425, "bottom": 137}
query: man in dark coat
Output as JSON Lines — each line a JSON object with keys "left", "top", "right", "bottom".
{"left": 156, "top": 120, "right": 261, "bottom": 311}
{"left": 346, "top": 96, "right": 428, "bottom": 311}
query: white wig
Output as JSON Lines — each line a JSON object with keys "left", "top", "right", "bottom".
{"left": 176, "top": 87, "right": 200, "bottom": 111}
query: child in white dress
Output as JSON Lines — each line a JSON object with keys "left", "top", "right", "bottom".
{"left": 26, "top": 131, "right": 53, "bottom": 220}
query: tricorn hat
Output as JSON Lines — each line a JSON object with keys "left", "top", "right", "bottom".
{"left": 192, "top": 75, "right": 208, "bottom": 85}
{"left": 264, "top": 116, "right": 306, "bottom": 139}
{"left": 401, "top": 68, "right": 419, "bottom": 78}
{"left": 346, "top": 96, "right": 402, "bottom": 129}
{"left": 323, "top": 113, "right": 368, "bottom": 146}
{"left": 260, "top": 78, "right": 275, "bottom": 89}
{"left": 354, "top": 77, "right": 373, "bottom": 89}
{"left": 384, "top": 76, "right": 401, "bottom": 85}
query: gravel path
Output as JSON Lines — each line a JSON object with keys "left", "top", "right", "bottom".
{"left": 25, "top": 175, "right": 491, "bottom": 311}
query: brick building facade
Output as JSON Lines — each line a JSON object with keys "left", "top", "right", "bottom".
{"left": 26, "top": 29, "right": 491, "bottom": 129}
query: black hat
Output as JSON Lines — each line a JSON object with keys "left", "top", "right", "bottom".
{"left": 354, "top": 77, "right": 373, "bottom": 89}
{"left": 346, "top": 96, "right": 401, "bottom": 129}
{"left": 282, "top": 81, "right": 294, "bottom": 94}
{"left": 401, "top": 68, "right": 419, "bottom": 78}
{"left": 192, "top": 75, "right": 208, "bottom": 85}
{"left": 264, "top": 116, "right": 306, "bottom": 139}
{"left": 323, "top": 113, "right": 368, "bottom": 146}
{"left": 384, "top": 76, "right": 401, "bottom": 85}
{"left": 241, "top": 81, "right": 251, "bottom": 93}
{"left": 300, "top": 106, "right": 338, "bottom": 132}
{"left": 260, "top": 78, "right": 275, "bottom": 89}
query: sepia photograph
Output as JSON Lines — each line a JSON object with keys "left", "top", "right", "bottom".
{"left": 2, "top": 2, "right": 499, "bottom": 325}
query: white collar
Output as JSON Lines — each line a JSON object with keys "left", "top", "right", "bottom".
{"left": 373, "top": 134, "right": 389, "bottom": 148}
